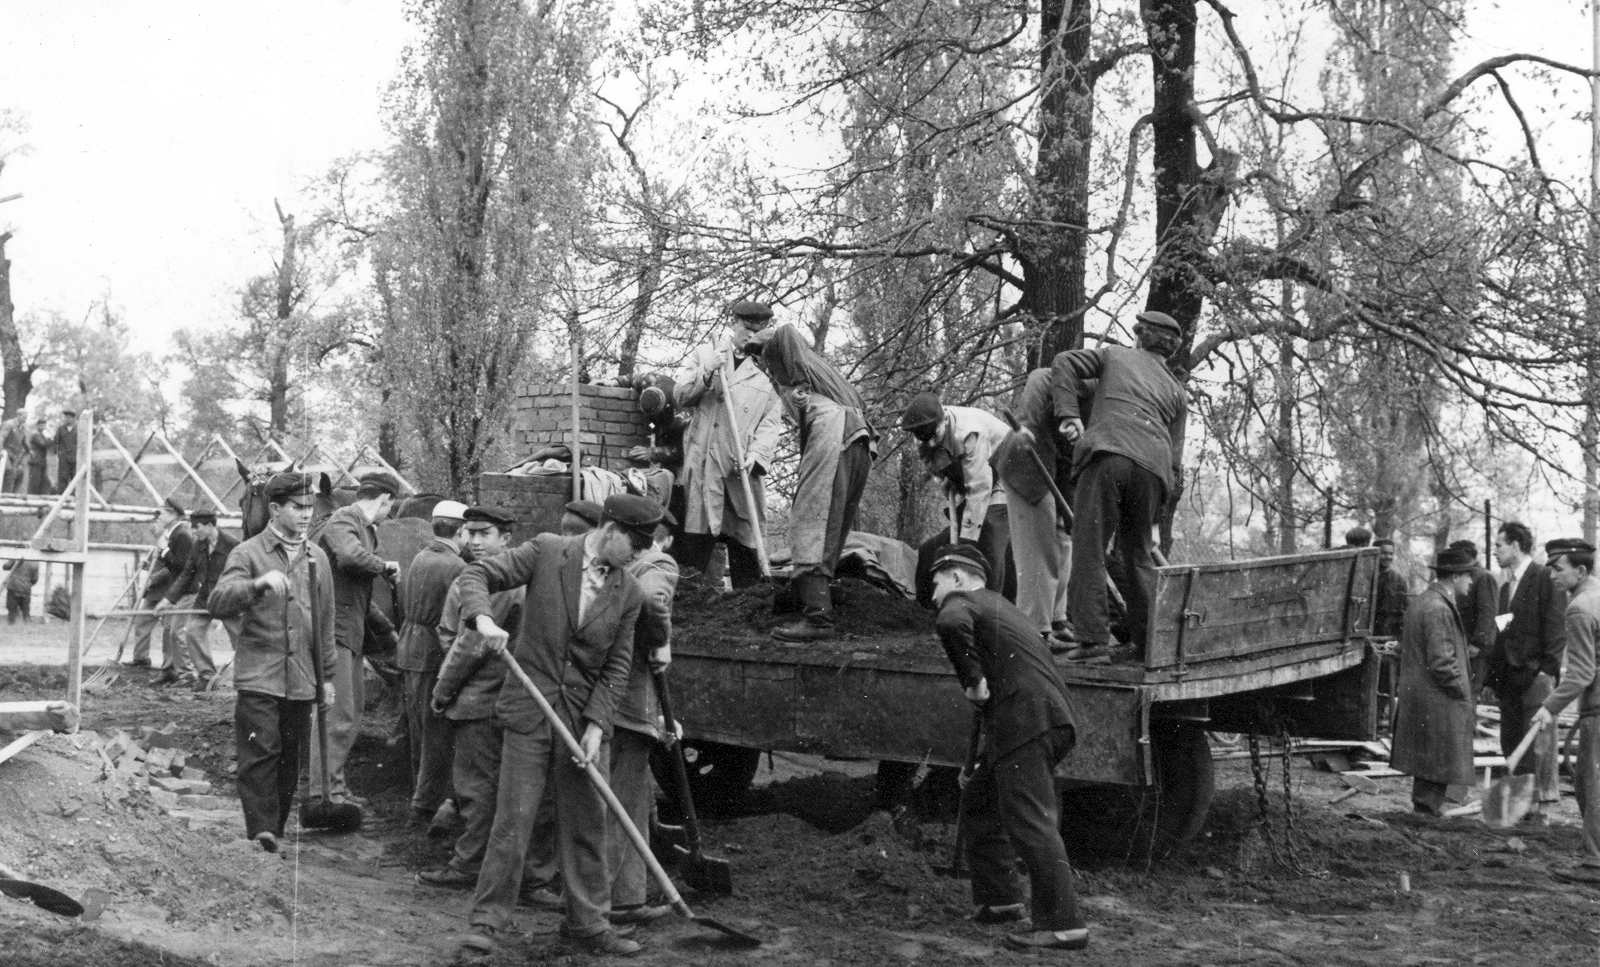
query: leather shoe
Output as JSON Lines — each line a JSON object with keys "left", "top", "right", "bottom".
{"left": 519, "top": 885, "right": 563, "bottom": 909}
{"left": 253, "top": 831, "right": 278, "bottom": 853}
{"left": 455, "top": 929, "right": 497, "bottom": 963}
{"left": 771, "top": 619, "right": 835, "bottom": 643}
{"left": 567, "top": 929, "right": 642, "bottom": 957}
{"left": 1004, "top": 928, "right": 1089, "bottom": 951}
{"left": 428, "top": 799, "right": 459, "bottom": 838}
{"left": 974, "top": 903, "right": 1028, "bottom": 925}
{"left": 416, "top": 866, "right": 476, "bottom": 889}
{"left": 611, "top": 903, "right": 671, "bottom": 925}
{"left": 1062, "top": 644, "right": 1111, "bottom": 664}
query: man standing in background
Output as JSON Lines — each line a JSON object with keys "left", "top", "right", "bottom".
{"left": 1491, "top": 521, "right": 1566, "bottom": 824}
{"left": 26, "top": 416, "right": 51, "bottom": 496}
{"left": 129, "top": 499, "right": 192, "bottom": 670}
{"left": 1373, "top": 538, "right": 1409, "bottom": 638}
{"left": 0, "top": 411, "right": 26, "bottom": 493}
{"left": 54, "top": 409, "right": 77, "bottom": 493}
{"left": 398, "top": 499, "right": 469, "bottom": 828}
{"left": 1448, "top": 539, "right": 1499, "bottom": 698}
{"left": 158, "top": 510, "right": 239, "bottom": 691}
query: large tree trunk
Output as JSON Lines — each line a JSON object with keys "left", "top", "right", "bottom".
{"left": 616, "top": 223, "right": 667, "bottom": 379}
{"left": 1025, "top": 0, "right": 1093, "bottom": 364}
{"left": 0, "top": 232, "right": 33, "bottom": 418}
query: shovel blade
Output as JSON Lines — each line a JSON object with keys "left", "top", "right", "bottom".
{"left": 300, "top": 801, "right": 364, "bottom": 833}
{"left": 1483, "top": 774, "right": 1534, "bottom": 829}
{"left": 0, "top": 878, "right": 84, "bottom": 918}
{"left": 674, "top": 844, "right": 734, "bottom": 896}
{"left": 692, "top": 914, "right": 763, "bottom": 949}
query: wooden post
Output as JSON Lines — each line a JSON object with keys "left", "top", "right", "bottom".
{"left": 155, "top": 434, "right": 228, "bottom": 510}
{"left": 570, "top": 319, "right": 582, "bottom": 501}
{"left": 1484, "top": 499, "right": 1492, "bottom": 557}
{"left": 354, "top": 444, "right": 416, "bottom": 495}
{"left": 29, "top": 465, "right": 84, "bottom": 543}
{"left": 1323, "top": 491, "right": 1334, "bottom": 550}
{"left": 67, "top": 409, "right": 91, "bottom": 709}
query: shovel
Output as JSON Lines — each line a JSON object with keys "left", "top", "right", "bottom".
{"left": 0, "top": 861, "right": 85, "bottom": 918}
{"left": 653, "top": 668, "right": 734, "bottom": 895}
{"left": 299, "top": 558, "right": 362, "bottom": 834}
{"left": 500, "top": 651, "right": 761, "bottom": 948}
{"left": 1483, "top": 718, "right": 1545, "bottom": 829}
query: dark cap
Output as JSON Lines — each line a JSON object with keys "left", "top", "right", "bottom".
{"left": 463, "top": 505, "right": 518, "bottom": 530}
{"left": 931, "top": 542, "right": 990, "bottom": 581}
{"left": 357, "top": 471, "right": 400, "bottom": 496}
{"left": 1447, "top": 539, "right": 1478, "bottom": 561}
{"left": 62, "top": 409, "right": 77, "bottom": 417}
{"left": 563, "top": 500, "right": 603, "bottom": 528}
{"left": 730, "top": 301, "right": 774, "bottom": 327}
{"left": 1374, "top": 538, "right": 1395, "bottom": 548}
{"left": 1134, "top": 310, "right": 1182, "bottom": 334}
{"left": 1429, "top": 546, "right": 1476, "bottom": 574}
{"left": 639, "top": 383, "right": 673, "bottom": 418}
{"left": 602, "top": 493, "right": 665, "bottom": 536}
{"left": 1546, "top": 538, "right": 1595, "bottom": 560}
{"left": 1344, "top": 526, "right": 1373, "bottom": 547}
{"left": 190, "top": 510, "right": 217, "bottom": 526}
{"left": 265, "top": 472, "right": 317, "bottom": 502}
{"left": 900, "top": 392, "right": 944, "bottom": 433}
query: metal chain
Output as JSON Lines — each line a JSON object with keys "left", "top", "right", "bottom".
{"left": 1246, "top": 712, "right": 1327, "bottom": 878}
{"left": 1247, "top": 730, "right": 1289, "bottom": 871}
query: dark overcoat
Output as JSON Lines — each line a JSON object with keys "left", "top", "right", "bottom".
{"left": 1391, "top": 583, "right": 1475, "bottom": 786}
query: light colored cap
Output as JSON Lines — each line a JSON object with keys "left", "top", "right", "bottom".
{"left": 432, "top": 500, "right": 469, "bottom": 521}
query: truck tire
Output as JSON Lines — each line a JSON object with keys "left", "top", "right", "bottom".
{"left": 1057, "top": 722, "right": 1214, "bottom": 868}
{"left": 651, "top": 741, "right": 762, "bottom": 817}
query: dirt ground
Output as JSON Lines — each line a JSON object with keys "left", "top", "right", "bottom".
{"left": 3, "top": 636, "right": 1600, "bottom": 965}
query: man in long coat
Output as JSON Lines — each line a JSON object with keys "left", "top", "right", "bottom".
{"left": 672, "top": 301, "right": 783, "bottom": 588}
{"left": 1391, "top": 545, "right": 1478, "bottom": 815}
{"left": 26, "top": 416, "right": 51, "bottom": 495}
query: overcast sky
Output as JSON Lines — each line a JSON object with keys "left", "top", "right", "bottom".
{"left": 0, "top": 1, "right": 1593, "bottom": 357}
{"left": 0, "top": 1, "right": 415, "bottom": 354}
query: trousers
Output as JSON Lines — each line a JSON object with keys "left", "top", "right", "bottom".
{"left": 964, "top": 725, "right": 1083, "bottom": 932}
{"left": 673, "top": 533, "right": 764, "bottom": 589}
{"left": 1577, "top": 715, "right": 1600, "bottom": 861}
{"left": 469, "top": 720, "right": 612, "bottom": 936}
{"left": 1067, "top": 453, "right": 1161, "bottom": 649}
{"left": 448, "top": 718, "right": 499, "bottom": 875}
{"left": 235, "top": 690, "right": 312, "bottom": 839}
{"left": 1500, "top": 673, "right": 1561, "bottom": 805}
{"left": 181, "top": 612, "right": 239, "bottom": 685}
{"left": 405, "top": 668, "right": 454, "bottom": 813}
{"left": 607, "top": 727, "right": 656, "bottom": 908}
{"left": 306, "top": 644, "right": 363, "bottom": 800}
{"left": 6, "top": 590, "right": 29, "bottom": 623}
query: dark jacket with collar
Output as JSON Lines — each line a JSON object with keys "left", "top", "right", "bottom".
{"left": 319, "top": 504, "right": 389, "bottom": 653}
{"left": 1489, "top": 559, "right": 1566, "bottom": 692}
{"left": 165, "top": 531, "right": 239, "bottom": 610}
{"left": 1455, "top": 565, "right": 1499, "bottom": 660}
{"left": 433, "top": 577, "right": 525, "bottom": 722}
{"left": 396, "top": 537, "right": 466, "bottom": 673}
{"left": 1390, "top": 583, "right": 1475, "bottom": 785}
{"left": 145, "top": 522, "right": 194, "bottom": 602}
{"left": 934, "top": 586, "right": 1076, "bottom": 762}
{"left": 1050, "top": 344, "right": 1186, "bottom": 496}
{"left": 454, "top": 533, "right": 644, "bottom": 735}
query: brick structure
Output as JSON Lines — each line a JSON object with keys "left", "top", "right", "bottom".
{"left": 484, "top": 382, "right": 654, "bottom": 542}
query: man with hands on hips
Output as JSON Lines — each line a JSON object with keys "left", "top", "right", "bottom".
{"left": 452, "top": 494, "right": 658, "bottom": 962}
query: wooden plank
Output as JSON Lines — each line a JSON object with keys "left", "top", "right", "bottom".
{"left": 100, "top": 431, "right": 155, "bottom": 505}
{"left": 0, "top": 548, "right": 89, "bottom": 564}
{"left": 67, "top": 409, "right": 91, "bottom": 709}
{"left": 0, "top": 701, "right": 78, "bottom": 732}
{"left": 28, "top": 465, "right": 84, "bottom": 543}
{"left": 154, "top": 434, "right": 228, "bottom": 511}
{"left": 0, "top": 730, "right": 47, "bottom": 767}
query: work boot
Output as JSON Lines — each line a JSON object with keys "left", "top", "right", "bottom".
{"left": 1004, "top": 927, "right": 1089, "bottom": 951}
{"left": 428, "top": 799, "right": 459, "bottom": 838}
{"left": 974, "top": 903, "right": 1028, "bottom": 925}
{"left": 253, "top": 831, "right": 278, "bottom": 853}
{"left": 565, "top": 928, "right": 642, "bottom": 957}
{"left": 455, "top": 928, "right": 497, "bottom": 963}
{"left": 773, "top": 573, "right": 836, "bottom": 642}
{"left": 519, "top": 884, "right": 563, "bottom": 909}
{"left": 417, "top": 866, "right": 477, "bottom": 889}
{"left": 610, "top": 903, "right": 672, "bottom": 925}
{"left": 772, "top": 619, "right": 834, "bottom": 643}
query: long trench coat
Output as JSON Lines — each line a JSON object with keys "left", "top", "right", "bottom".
{"left": 1390, "top": 582, "right": 1476, "bottom": 786}
{"left": 673, "top": 336, "right": 783, "bottom": 549}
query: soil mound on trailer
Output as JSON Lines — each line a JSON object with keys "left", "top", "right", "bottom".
{"left": 674, "top": 576, "right": 935, "bottom": 640}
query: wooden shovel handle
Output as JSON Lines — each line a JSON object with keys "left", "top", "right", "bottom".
{"left": 1505, "top": 717, "right": 1545, "bottom": 774}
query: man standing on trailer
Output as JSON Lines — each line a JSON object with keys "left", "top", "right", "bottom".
{"left": 901, "top": 393, "right": 1014, "bottom": 599}
{"left": 1390, "top": 546, "right": 1476, "bottom": 816}
{"left": 309, "top": 471, "right": 401, "bottom": 809}
{"left": 672, "top": 301, "right": 783, "bottom": 588}
{"left": 208, "top": 472, "right": 336, "bottom": 852}
{"left": 1490, "top": 521, "right": 1566, "bottom": 825}
{"left": 1533, "top": 538, "right": 1600, "bottom": 868}
{"left": 929, "top": 543, "right": 1087, "bottom": 951}
{"left": 1050, "top": 311, "right": 1187, "bottom": 664}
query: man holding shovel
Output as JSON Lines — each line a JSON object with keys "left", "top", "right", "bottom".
{"left": 1390, "top": 545, "right": 1477, "bottom": 816}
{"left": 672, "top": 301, "right": 783, "bottom": 588}
{"left": 451, "top": 494, "right": 657, "bottom": 961}
{"left": 209, "top": 472, "right": 336, "bottom": 853}
{"left": 1532, "top": 538, "right": 1600, "bottom": 867}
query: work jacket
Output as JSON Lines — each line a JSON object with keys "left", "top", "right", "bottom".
{"left": 935, "top": 586, "right": 1076, "bottom": 762}
{"left": 1489, "top": 559, "right": 1566, "bottom": 695}
{"left": 919, "top": 405, "right": 1009, "bottom": 543}
{"left": 1547, "top": 575, "right": 1600, "bottom": 720}
{"left": 25, "top": 429, "right": 49, "bottom": 466}
{"left": 1390, "top": 583, "right": 1475, "bottom": 786}
{"left": 4, "top": 560, "right": 38, "bottom": 594}
{"left": 1050, "top": 344, "right": 1186, "bottom": 498}
{"left": 395, "top": 537, "right": 466, "bottom": 674}
{"left": 455, "top": 533, "right": 644, "bottom": 735}
{"left": 673, "top": 336, "right": 783, "bottom": 547}
{"left": 144, "top": 521, "right": 194, "bottom": 602}
{"left": 209, "top": 527, "right": 337, "bottom": 701}
{"left": 433, "top": 577, "right": 525, "bottom": 722}
{"left": 319, "top": 503, "right": 389, "bottom": 653}
{"left": 614, "top": 548, "right": 677, "bottom": 740}
{"left": 165, "top": 532, "right": 239, "bottom": 611}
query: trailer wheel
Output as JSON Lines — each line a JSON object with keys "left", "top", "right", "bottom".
{"left": 1057, "top": 722, "right": 1214, "bottom": 868}
{"left": 651, "top": 741, "right": 762, "bottom": 817}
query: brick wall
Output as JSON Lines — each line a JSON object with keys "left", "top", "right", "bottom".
{"left": 477, "top": 472, "right": 571, "bottom": 545}
{"left": 512, "top": 382, "right": 650, "bottom": 468}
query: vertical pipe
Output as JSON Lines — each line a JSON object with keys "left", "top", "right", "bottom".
{"left": 570, "top": 315, "right": 582, "bottom": 502}
{"left": 66, "top": 409, "right": 91, "bottom": 709}
{"left": 1484, "top": 499, "right": 1492, "bottom": 560}
{"left": 1586, "top": 0, "right": 1600, "bottom": 542}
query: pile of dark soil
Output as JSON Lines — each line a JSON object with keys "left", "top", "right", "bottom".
{"left": 675, "top": 576, "right": 935, "bottom": 640}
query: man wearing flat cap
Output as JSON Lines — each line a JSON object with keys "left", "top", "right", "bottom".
{"left": 1050, "top": 310, "right": 1188, "bottom": 663}
{"left": 929, "top": 543, "right": 1088, "bottom": 952}
{"left": 309, "top": 471, "right": 402, "bottom": 808}
{"left": 561, "top": 499, "right": 603, "bottom": 536}
{"left": 672, "top": 300, "right": 783, "bottom": 588}
{"left": 158, "top": 509, "right": 240, "bottom": 691}
{"left": 208, "top": 472, "right": 336, "bottom": 852}
{"left": 420, "top": 506, "right": 527, "bottom": 892}
{"left": 1533, "top": 539, "right": 1600, "bottom": 866}
{"left": 26, "top": 415, "right": 51, "bottom": 495}
{"left": 130, "top": 499, "right": 194, "bottom": 671}
{"left": 54, "top": 410, "right": 77, "bottom": 494}
{"left": 451, "top": 493, "right": 655, "bottom": 960}
{"left": 1391, "top": 545, "right": 1477, "bottom": 816}
{"left": 397, "top": 499, "right": 470, "bottom": 827}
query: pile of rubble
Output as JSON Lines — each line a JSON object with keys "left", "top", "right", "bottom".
{"left": 96, "top": 724, "right": 235, "bottom": 830}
